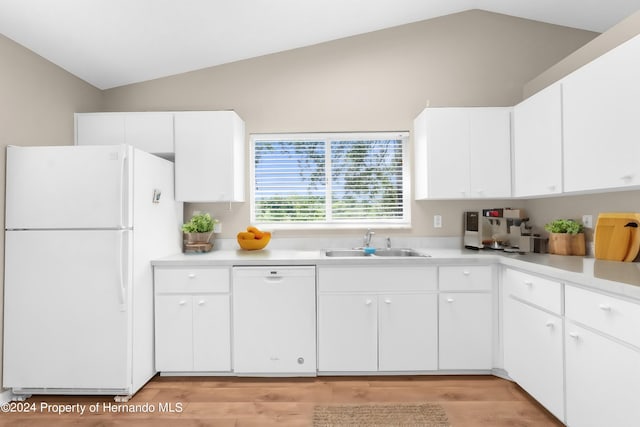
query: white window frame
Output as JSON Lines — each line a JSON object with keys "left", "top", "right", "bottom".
{"left": 250, "top": 132, "right": 411, "bottom": 230}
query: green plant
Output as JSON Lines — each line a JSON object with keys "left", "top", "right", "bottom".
{"left": 182, "top": 213, "right": 217, "bottom": 233}
{"left": 544, "top": 219, "right": 584, "bottom": 235}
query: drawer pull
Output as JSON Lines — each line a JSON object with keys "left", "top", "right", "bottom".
{"left": 463, "top": 271, "right": 471, "bottom": 276}
{"left": 446, "top": 298, "right": 455, "bottom": 303}
{"left": 365, "top": 299, "right": 373, "bottom": 306}
{"left": 598, "top": 304, "right": 611, "bottom": 311}
{"left": 179, "top": 300, "right": 187, "bottom": 306}
{"left": 198, "top": 300, "right": 206, "bottom": 305}
{"left": 524, "top": 280, "right": 533, "bottom": 287}
{"left": 569, "top": 332, "right": 580, "bottom": 339}
{"left": 545, "top": 321, "right": 555, "bottom": 328}
{"left": 384, "top": 299, "right": 392, "bottom": 304}
{"left": 188, "top": 273, "right": 196, "bottom": 279}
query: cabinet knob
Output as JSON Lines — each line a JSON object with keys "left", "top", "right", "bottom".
{"left": 179, "top": 300, "right": 187, "bottom": 305}
{"left": 384, "top": 299, "right": 392, "bottom": 304}
{"left": 198, "top": 300, "right": 206, "bottom": 305}
{"left": 621, "top": 174, "right": 634, "bottom": 182}
{"left": 463, "top": 270, "right": 471, "bottom": 276}
{"left": 545, "top": 321, "right": 555, "bottom": 328}
{"left": 365, "top": 299, "right": 373, "bottom": 306}
{"left": 188, "top": 273, "right": 196, "bottom": 279}
{"left": 598, "top": 304, "right": 611, "bottom": 311}
{"left": 524, "top": 280, "right": 533, "bottom": 287}
{"left": 548, "top": 184, "right": 557, "bottom": 191}
{"left": 569, "top": 332, "right": 580, "bottom": 340}
{"left": 446, "top": 298, "right": 455, "bottom": 303}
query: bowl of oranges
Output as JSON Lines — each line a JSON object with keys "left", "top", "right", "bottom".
{"left": 237, "top": 226, "right": 271, "bottom": 250}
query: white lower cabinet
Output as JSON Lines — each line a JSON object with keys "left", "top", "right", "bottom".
{"left": 439, "top": 293, "right": 492, "bottom": 370}
{"left": 502, "top": 269, "right": 564, "bottom": 422}
{"left": 565, "top": 322, "right": 640, "bottom": 427}
{"left": 154, "top": 267, "right": 231, "bottom": 373}
{"left": 438, "top": 265, "right": 493, "bottom": 370}
{"left": 317, "top": 265, "right": 438, "bottom": 373}
{"left": 503, "top": 297, "right": 564, "bottom": 421}
{"left": 155, "top": 294, "right": 230, "bottom": 372}
{"left": 564, "top": 284, "right": 640, "bottom": 427}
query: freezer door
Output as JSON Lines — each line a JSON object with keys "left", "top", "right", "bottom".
{"left": 3, "top": 230, "right": 131, "bottom": 391}
{"left": 5, "top": 145, "right": 132, "bottom": 229}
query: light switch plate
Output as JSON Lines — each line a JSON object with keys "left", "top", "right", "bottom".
{"left": 434, "top": 215, "right": 442, "bottom": 228}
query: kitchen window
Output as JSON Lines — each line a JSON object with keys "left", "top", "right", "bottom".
{"left": 250, "top": 132, "right": 410, "bottom": 229}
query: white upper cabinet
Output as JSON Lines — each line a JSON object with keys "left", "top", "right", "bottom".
{"left": 174, "top": 111, "right": 245, "bottom": 202}
{"left": 512, "top": 83, "right": 563, "bottom": 197}
{"left": 414, "top": 107, "right": 512, "bottom": 199}
{"left": 75, "top": 112, "right": 174, "bottom": 154}
{"left": 562, "top": 34, "right": 640, "bottom": 193}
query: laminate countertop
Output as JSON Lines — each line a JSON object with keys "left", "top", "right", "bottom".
{"left": 152, "top": 248, "right": 640, "bottom": 301}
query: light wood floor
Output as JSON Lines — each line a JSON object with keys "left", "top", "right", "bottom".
{"left": 3, "top": 375, "right": 563, "bottom": 426}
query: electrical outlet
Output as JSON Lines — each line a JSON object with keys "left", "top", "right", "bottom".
{"left": 214, "top": 222, "right": 222, "bottom": 233}
{"left": 582, "top": 214, "right": 593, "bottom": 228}
{"left": 434, "top": 214, "right": 442, "bottom": 228}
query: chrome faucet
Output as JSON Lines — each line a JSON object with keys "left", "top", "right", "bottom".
{"left": 364, "top": 229, "right": 375, "bottom": 247}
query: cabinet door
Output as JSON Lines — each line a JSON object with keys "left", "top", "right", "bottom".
{"left": 513, "top": 83, "right": 563, "bottom": 197}
{"left": 439, "top": 293, "right": 492, "bottom": 370}
{"left": 565, "top": 323, "right": 640, "bottom": 427}
{"left": 125, "top": 113, "right": 174, "bottom": 154}
{"left": 503, "top": 297, "right": 564, "bottom": 421}
{"left": 563, "top": 34, "right": 640, "bottom": 192}
{"left": 318, "top": 294, "right": 378, "bottom": 372}
{"left": 468, "top": 108, "right": 511, "bottom": 198}
{"left": 75, "top": 113, "right": 126, "bottom": 146}
{"left": 174, "top": 111, "right": 245, "bottom": 202}
{"left": 425, "top": 108, "right": 470, "bottom": 199}
{"left": 378, "top": 293, "right": 438, "bottom": 371}
{"left": 155, "top": 295, "right": 193, "bottom": 371}
{"left": 193, "top": 294, "right": 231, "bottom": 372}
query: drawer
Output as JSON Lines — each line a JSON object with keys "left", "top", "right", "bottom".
{"left": 155, "top": 267, "right": 230, "bottom": 293}
{"left": 318, "top": 266, "right": 437, "bottom": 292}
{"left": 503, "top": 268, "right": 562, "bottom": 314}
{"left": 439, "top": 265, "right": 493, "bottom": 291}
{"left": 565, "top": 285, "right": 640, "bottom": 348}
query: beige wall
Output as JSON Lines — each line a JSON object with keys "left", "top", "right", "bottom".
{"left": 103, "top": 9, "right": 597, "bottom": 239}
{"left": 0, "top": 33, "right": 103, "bottom": 388}
{"left": 524, "top": 9, "right": 640, "bottom": 97}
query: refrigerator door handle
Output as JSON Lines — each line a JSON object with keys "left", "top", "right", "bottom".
{"left": 118, "top": 231, "right": 127, "bottom": 311}
{"left": 119, "top": 149, "right": 127, "bottom": 228}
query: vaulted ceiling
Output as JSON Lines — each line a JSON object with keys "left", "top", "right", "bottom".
{"left": 1, "top": 0, "right": 639, "bottom": 89}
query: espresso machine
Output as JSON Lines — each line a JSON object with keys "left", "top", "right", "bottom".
{"left": 464, "top": 209, "right": 533, "bottom": 251}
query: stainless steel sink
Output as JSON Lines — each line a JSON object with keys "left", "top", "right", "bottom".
{"left": 324, "top": 249, "right": 370, "bottom": 257}
{"left": 324, "top": 248, "right": 429, "bottom": 258}
{"left": 373, "top": 248, "right": 429, "bottom": 257}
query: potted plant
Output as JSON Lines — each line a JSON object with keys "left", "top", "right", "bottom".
{"left": 544, "top": 219, "right": 585, "bottom": 256}
{"left": 182, "top": 213, "right": 218, "bottom": 245}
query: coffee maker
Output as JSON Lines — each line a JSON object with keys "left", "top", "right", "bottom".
{"left": 463, "top": 211, "right": 490, "bottom": 249}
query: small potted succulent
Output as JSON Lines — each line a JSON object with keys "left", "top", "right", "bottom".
{"left": 182, "top": 213, "right": 218, "bottom": 245}
{"left": 544, "top": 219, "right": 585, "bottom": 256}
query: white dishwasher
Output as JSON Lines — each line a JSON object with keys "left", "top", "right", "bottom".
{"left": 232, "top": 266, "right": 316, "bottom": 375}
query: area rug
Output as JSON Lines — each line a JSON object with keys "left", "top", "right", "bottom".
{"left": 312, "top": 402, "right": 450, "bottom": 427}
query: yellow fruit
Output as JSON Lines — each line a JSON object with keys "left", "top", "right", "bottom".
{"left": 247, "top": 226, "right": 265, "bottom": 239}
{"left": 237, "top": 231, "right": 256, "bottom": 240}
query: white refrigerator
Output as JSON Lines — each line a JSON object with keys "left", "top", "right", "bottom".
{"left": 3, "top": 144, "right": 183, "bottom": 400}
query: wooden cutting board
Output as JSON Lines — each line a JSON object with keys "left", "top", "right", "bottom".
{"left": 595, "top": 213, "right": 640, "bottom": 261}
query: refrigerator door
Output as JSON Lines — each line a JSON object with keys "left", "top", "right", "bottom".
{"left": 3, "top": 229, "right": 132, "bottom": 391}
{"left": 5, "top": 145, "right": 132, "bottom": 230}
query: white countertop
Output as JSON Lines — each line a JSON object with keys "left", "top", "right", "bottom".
{"left": 152, "top": 246, "right": 640, "bottom": 301}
